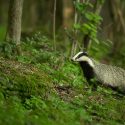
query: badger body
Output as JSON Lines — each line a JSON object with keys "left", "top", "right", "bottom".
{"left": 72, "top": 52, "right": 125, "bottom": 91}
{"left": 92, "top": 60, "right": 125, "bottom": 90}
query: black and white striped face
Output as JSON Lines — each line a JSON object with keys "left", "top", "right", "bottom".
{"left": 72, "top": 52, "right": 94, "bottom": 67}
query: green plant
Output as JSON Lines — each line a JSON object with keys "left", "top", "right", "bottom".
{"left": 73, "top": 0, "right": 104, "bottom": 44}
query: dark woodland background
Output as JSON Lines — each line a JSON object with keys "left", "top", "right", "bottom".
{"left": 0, "top": 0, "right": 125, "bottom": 125}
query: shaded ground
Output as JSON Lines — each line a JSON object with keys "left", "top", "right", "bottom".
{"left": 0, "top": 37, "right": 125, "bottom": 125}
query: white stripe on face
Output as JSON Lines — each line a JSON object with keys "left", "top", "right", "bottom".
{"left": 72, "top": 52, "right": 94, "bottom": 68}
{"left": 72, "top": 52, "right": 83, "bottom": 61}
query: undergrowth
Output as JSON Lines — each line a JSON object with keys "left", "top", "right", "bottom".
{"left": 0, "top": 33, "right": 125, "bottom": 125}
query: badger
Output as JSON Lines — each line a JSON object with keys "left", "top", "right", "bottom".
{"left": 72, "top": 52, "right": 125, "bottom": 92}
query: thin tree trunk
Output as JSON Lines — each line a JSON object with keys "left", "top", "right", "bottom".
{"left": 6, "top": 0, "right": 23, "bottom": 45}
{"left": 30, "top": 0, "right": 38, "bottom": 29}
{"left": 109, "top": 0, "right": 125, "bottom": 56}
{"left": 62, "top": 0, "right": 74, "bottom": 28}
{"left": 70, "top": 0, "right": 79, "bottom": 57}
{"left": 53, "top": 0, "right": 57, "bottom": 50}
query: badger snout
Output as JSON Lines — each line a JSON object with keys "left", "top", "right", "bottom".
{"left": 71, "top": 57, "right": 77, "bottom": 62}
{"left": 71, "top": 58, "right": 74, "bottom": 61}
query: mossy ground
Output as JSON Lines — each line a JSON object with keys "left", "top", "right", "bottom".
{"left": 0, "top": 35, "right": 125, "bottom": 125}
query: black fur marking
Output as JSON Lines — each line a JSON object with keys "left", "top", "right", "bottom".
{"left": 75, "top": 52, "right": 88, "bottom": 60}
{"left": 80, "top": 62, "right": 94, "bottom": 82}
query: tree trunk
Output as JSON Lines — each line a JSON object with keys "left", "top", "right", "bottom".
{"left": 109, "top": 0, "right": 125, "bottom": 56}
{"left": 6, "top": 0, "right": 24, "bottom": 45}
{"left": 30, "top": 0, "right": 38, "bottom": 29}
{"left": 62, "top": 0, "right": 74, "bottom": 28}
{"left": 70, "top": 0, "right": 79, "bottom": 57}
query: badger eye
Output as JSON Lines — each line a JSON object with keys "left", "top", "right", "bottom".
{"left": 75, "top": 56, "right": 79, "bottom": 60}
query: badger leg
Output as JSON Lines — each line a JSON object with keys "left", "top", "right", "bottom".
{"left": 87, "top": 78, "right": 97, "bottom": 91}
{"left": 106, "top": 84, "right": 125, "bottom": 96}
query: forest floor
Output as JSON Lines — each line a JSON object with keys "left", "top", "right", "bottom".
{"left": 0, "top": 35, "right": 125, "bottom": 125}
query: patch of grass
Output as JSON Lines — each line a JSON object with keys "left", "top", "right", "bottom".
{"left": 0, "top": 34, "right": 125, "bottom": 125}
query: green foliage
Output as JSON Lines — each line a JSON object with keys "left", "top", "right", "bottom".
{"left": 0, "top": 41, "right": 16, "bottom": 58}
{"left": 73, "top": 1, "right": 103, "bottom": 44}
{"left": 0, "top": 34, "right": 125, "bottom": 125}
{"left": 75, "top": 2, "right": 93, "bottom": 13}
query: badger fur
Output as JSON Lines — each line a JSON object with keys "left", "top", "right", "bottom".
{"left": 72, "top": 52, "right": 125, "bottom": 92}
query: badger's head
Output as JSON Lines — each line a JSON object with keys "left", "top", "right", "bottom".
{"left": 71, "top": 52, "right": 94, "bottom": 68}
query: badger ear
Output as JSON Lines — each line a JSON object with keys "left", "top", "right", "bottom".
{"left": 83, "top": 51, "right": 89, "bottom": 56}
